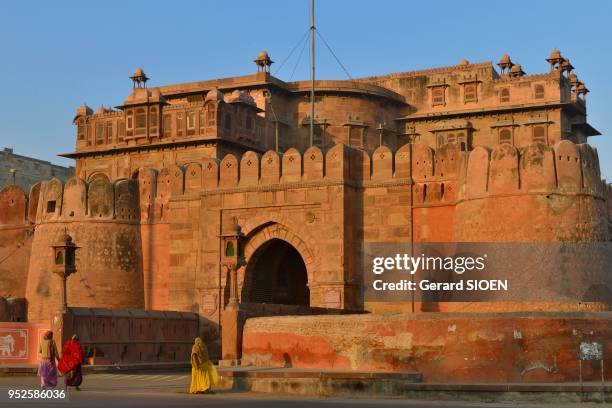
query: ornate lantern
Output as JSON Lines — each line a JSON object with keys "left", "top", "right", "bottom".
{"left": 220, "top": 217, "right": 244, "bottom": 310}
{"left": 51, "top": 231, "right": 80, "bottom": 311}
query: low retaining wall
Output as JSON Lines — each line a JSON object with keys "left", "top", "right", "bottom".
{"left": 0, "top": 322, "right": 50, "bottom": 364}
{"left": 241, "top": 312, "right": 612, "bottom": 383}
{"left": 53, "top": 307, "right": 198, "bottom": 364}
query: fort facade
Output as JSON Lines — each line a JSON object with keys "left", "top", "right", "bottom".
{"left": 0, "top": 50, "right": 610, "bottom": 380}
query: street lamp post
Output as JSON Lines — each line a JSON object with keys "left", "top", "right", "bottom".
{"left": 51, "top": 231, "right": 80, "bottom": 312}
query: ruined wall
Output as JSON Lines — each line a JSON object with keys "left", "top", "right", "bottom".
{"left": 24, "top": 177, "right": 145, "bottom": 323}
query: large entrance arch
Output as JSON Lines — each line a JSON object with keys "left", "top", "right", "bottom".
{"left": 243, "top": 239, "right": 309, "bottom": 306}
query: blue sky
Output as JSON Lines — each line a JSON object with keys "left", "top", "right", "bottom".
{"left": 0, "top": 0, "right": 611, "bottom": 178}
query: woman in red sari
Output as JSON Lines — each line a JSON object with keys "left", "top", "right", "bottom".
{"left": 58, "top": 334, "right": 84, "bottom": 390}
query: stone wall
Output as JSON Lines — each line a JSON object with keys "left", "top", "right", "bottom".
{"left": 241, "top": 312, "right": 612, "bottom": 383}
{"left": 0, "top": 185, "right": 37, "bottom": 300}
{"left": 0, "top": 322, "right": 50, "bottom": 364}
{"left": 52, "top": 307, "right": 197, "bottom": 365}
{"left": 23, "top": 177, "right": 144, "bottom": 322}
{"left": 1, "top": 138, "right": 609, "bottom": 323}
{"left": 0, "top": 148, "right": 73, "bottom": 193}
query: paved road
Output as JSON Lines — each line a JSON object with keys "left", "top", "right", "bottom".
{"left": 0, "top": 373, "right": 602, "bottom": 408}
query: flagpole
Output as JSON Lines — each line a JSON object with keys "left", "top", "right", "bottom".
{"left": 310, "top": 0, "right": 315, "bottom": 147}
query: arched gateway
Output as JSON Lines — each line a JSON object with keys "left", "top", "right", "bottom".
{"left": 242, "top": 239, "right": 309, "bottom": 306}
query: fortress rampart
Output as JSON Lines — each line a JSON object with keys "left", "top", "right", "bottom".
{"left": 0, "top": 140, "right": 609, "bottom": 322}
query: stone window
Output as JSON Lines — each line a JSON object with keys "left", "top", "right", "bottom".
{"left": 198, "top": 111, "right": 205, "bottom": 134}
{"left": 105, "top": 122, "right": 113, "bottom": 144}
{"left": 187, "top": 111, "right": 196, "bottom": 136}
{"left": 46, "top": 200, "right": 56, "bottom": 213}
{"left": 150, "top": 107, "right": 158, "bottom": 135}
{"left": 126, "top": 110, "right": 134, "bottom": 137}
{"left": 532, "top": 125, "right": 546, "bottom": 143}
{"left": 176, "top": 113, "right": 184, "bottom": 137}
{"left": 118, "top": 120, "right": 125, "bottom": 142}
{"left": 135, "top": 108, "right": 146, "bottom": 135}
{"left": 163, "top": 114, "right": 172, "bottom": 138}
{"left": 447, "top": 132, "right": 456, "bottom": 143}
{"left": 534, "top": 84, "right": 545, "bottom": 99}
{"left": 464, "top": 83, "right": 477, "bottom": 103}
{"left": 499, "top": 128, "right": 512, "bottom": 144}
{"left": 96, "top": 123, "right": 104, "bottom": 145}
{"left": 77, "top": 119, "right": 86, "bottom": 141}
{"left": 431, "top": 86, "right": 445, "bottom": 106}
{"left": 349, "top": 126, "right": 362, "bottom": 147}
{"left": 500, "top": 88, "right": 510, "bottom": 103}
{"left": 206, "top": 105, "right": 216, "bottom": 126}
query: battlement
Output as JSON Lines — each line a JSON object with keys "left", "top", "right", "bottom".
{"left": 411, "top": 140, "right": 606, "bottom": 206}
{"left": 1, "top": 140, "right": 607, "bottom": 227}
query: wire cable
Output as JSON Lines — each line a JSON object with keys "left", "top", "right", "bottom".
{"left": 289, "top": 31, "right": 310, "bottom": 82}
{"left": 315, "top": 28, "right": 354, "bottom": 81}
{"left": 273, "top": 28, "right": 311, "bottom": 76}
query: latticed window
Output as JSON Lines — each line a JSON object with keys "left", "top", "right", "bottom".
{"left": 432, "top": 86, "right": 445, "bottom": 106}
{"left": 534, "top": 84, "right": 545, "bottom": 99}
{"left": 106, "top": 122, "right": 113, "bottom": 144}
{"left": 187, "top": 111, "right": 196, "bottom": 136}
{"left": 533, "top": 126, "right": 546, "bottom": 143}
{"left": 150, "top": 107, "right": 158, "bottom": 135}
{"left": 198, "top": 111, "right": 205, "bottom": 133}
{"left": 500, "top": 88, "right": 510, "bottom": 103}
{"left": 206, "top": 105, "right": 216, "bottom": 126}
{"left": 135, "top": 108, "right": 146, "bottom": 135}
{"left": 126, "top": 110, "right": 134, "bottom": 137}
{"left": 447, "top": 132, "right": 456, "bottom": 143}
{"left": 77, "top": 119, "right": 86, "bottom": 140}
{"left": 499, "top": 128, "right": 512, "bottom": 144}
{"left": 163, "top": 114, "right": 171, "bottom": 137}
{"left": 96, "top": 123, "right": 104, "bottom": 145}
{"left": 117, "top": 120, "right": 125, "bottom": 142}
{"left": 464, "top": 83, "right": 477, "bottom": 102}
{"left": 176, "top": 113, "right": 184, "bottom": 137}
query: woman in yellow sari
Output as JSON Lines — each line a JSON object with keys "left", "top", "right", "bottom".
{"left": 189, "top": 337, "right": 218, "bottom": 394}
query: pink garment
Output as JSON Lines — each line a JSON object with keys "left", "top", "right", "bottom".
{"left": 37, "top": 359, "right": 57, "bottom": 388}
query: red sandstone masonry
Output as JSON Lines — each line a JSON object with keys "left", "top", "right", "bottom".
{"left": 241, "top": 313, "right": 612, "bottom": 383}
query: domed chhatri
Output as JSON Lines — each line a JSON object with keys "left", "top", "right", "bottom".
{"left": 205, "top": 88, "right": 225, "bottom": 103}
{"left": 508, "top": 63, "right": 525, "bottom": 78}
{"left": 229, "top": 89, "right": 256, "bottom": 107}
{"left": 130, "top": 67, "right": 149, "bottom": 88}
{"left": 254, "top": 50, "right": 274, "bottom": 73}
{"left": 497, "top": 54, "right": 514, "bottom": 75}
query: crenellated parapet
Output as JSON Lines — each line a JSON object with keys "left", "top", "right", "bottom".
{"left": 11, "top": 176, "right": 141, "bottom": 225}
{"left": 459, "top": 139, "right": 605, "bottom": 201}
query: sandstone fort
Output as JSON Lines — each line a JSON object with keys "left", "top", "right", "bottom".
{"left": 0, "top": 49, "right": 610, "bottom": 382}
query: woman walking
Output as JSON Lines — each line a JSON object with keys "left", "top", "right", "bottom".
{"left": 37, "top": 331, "right": 60, "bottom": 388}
{"left": 189, "top": 337, "right": 218, "bottom": 394}
{"left": 58, "top": 334, "right": 84, "bottom": 390}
